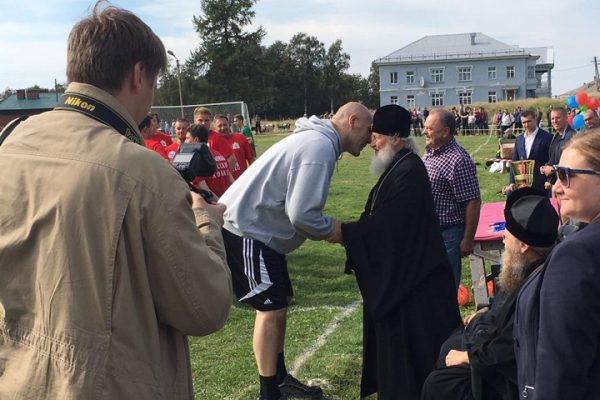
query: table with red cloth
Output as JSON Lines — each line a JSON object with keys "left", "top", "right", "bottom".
{"left": 470, "top": 200, "right": 558, "bottom": 308}
{"left": 470, "top": 202, "right": 506, "bottom": 308}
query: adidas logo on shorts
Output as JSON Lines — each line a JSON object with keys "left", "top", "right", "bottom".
{"left": 264, "top": 298, "right": 273, "bottom": 305}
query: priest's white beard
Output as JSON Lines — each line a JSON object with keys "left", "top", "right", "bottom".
{"left": 369, "top": 144, "right": 396, "bottom": 176}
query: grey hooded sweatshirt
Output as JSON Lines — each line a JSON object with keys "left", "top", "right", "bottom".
{"left": 220, "top": 116, "right": 340, "bottom": 254}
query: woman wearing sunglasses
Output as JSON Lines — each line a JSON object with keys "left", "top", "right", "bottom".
{"left": 514, "top": 128, "right": 600, "bottom": 400}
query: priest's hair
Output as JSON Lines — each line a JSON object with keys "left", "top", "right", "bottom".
{"left": 400, "top": 136, "right": 419, "bottom": 154}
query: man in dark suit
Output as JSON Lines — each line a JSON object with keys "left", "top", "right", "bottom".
{"left": 504, "top": 109, "right": 552, "bottom": 193}
{"left": 540, "top": 107, "right": 575, "bottom": 186}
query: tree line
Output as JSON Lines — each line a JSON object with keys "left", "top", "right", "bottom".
{"left": 154, "top": 0, "right": 379, "bottom": 119}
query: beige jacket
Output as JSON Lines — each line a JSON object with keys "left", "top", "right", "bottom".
{"left": 0, "top": 83, "right": 232, "bottom": 399}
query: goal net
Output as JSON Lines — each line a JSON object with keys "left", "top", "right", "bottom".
{"left": 150, "top": 101, "right": 250, "bottom": 134}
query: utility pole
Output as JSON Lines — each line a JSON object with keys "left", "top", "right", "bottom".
{"left": 594, "top": 56, "right": 600, "bottom": 92}
{"left": 167, "top": 50, "right": 185, "bottom": 118}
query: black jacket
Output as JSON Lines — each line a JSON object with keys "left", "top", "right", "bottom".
{"left": 547, "top": 125, "right": 575, "bottom": 166}
{"left": 514, "top": 219, "right": 600, "bottom": 400}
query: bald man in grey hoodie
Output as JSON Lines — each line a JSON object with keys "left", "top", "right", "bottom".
{"left": 219, "top": 102, "right": 372, "bottom": 400}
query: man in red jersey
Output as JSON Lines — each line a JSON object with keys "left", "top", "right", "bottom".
{"left": 214, "top": 114, "right": 255, "bottom": 179}
{"left": 148, "top": 112, "right": 173, "bottom": 147}
{"left": 185, "top": 123, "right": 234, "bottom": 198}
{"left": 165, "top": 118, "right": 189, "bottom": 161}
{"left": 139, "top": 115, "right": 168, "bottom": 159}
{"left": 193, "top": 107, "right": 237, "bottom": 172}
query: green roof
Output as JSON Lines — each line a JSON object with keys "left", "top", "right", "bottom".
{"left": 0, "top": 93, "right": 59, "bottom": 111}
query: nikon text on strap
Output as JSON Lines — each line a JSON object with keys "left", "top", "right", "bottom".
{"left": 55, "top": 93, "right": 142, "bottom": 145}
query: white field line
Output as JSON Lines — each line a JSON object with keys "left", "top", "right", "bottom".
{"left": 229, "top": 301, "right": 362, "bottom": 400}
{"left": 289, "top": 300, "right": 361, "bottom": 375}
{"left": 230, "top": 304, "right": 351, "bottom": 313}
{"left": 469, "top": 129, "right": 495, "bottom": 158}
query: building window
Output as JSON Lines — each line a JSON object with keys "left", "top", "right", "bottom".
{"left": 390, "top": 72, "right": 398, "bottom": 84}
{"left": 488, "top": 91, "right": 497, "bottom": 103}
{"left": 458, "top": 92, "right": 472, "bottom": 105}
{"left": 390, "top": 95, "right": 398, "bottom": 105}
{"left": 488, "top": 67, "right": 496, "bottom": 80}
{"left": 528, "top": 66, "right": 535, "bottom": 79}
{"left": 406, "top": 95, "right": 415, "bottom": 109}
{"left": 506, "top": 66, "right": 515, "bottom": 79}
{"left": 431, "top": 93, "right": 444, "bottom": 106}
{"left": 430, "top": 68, "right": 444, "bottom": 83}
{"left": 458, "top": 67, "right": 472, "bottom": 82}
{"left": 406, "top": 71, "right": 415, "bottom": 84}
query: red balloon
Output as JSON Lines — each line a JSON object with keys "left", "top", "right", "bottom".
{"left": 576, "top": 92, "right": 589, "bottom": 106}
{"left": 568, "top": 114, "right": 574, "bottom": 125}
{"left": 589, "top": 97, "right": 600, "bottom": 110}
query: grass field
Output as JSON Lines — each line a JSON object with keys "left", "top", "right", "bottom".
{"left": 191, "top": 131, "right": 508, "bottom": 399}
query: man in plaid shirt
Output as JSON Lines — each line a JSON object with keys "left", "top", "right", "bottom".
{"left": 423, "top": 108, "right": 481, "bottom": 289}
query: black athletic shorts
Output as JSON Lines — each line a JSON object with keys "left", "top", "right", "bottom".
{"left": 222, "top": 228, "right": 293, "bottom": 311}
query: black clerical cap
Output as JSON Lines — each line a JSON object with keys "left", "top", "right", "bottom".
{"left": 372, "top": 104, "right": 411, "bottom": 137}
{"left": 504, "top": 187, "right": 559, "bottom": 247}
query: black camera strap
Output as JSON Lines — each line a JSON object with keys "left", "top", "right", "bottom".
{"left": 0, "top": 115, "right": 28, "bottom": 146}
{"left": 54, "top": 93, "right": 142, "bottom": 145}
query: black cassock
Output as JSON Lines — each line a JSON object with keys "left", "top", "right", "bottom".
{"left": 342, "top": 148, "right": 461, "bottom": 400}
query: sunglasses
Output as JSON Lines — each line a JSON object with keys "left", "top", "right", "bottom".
{"left": 550, "top": 165, "right": 600, "bottom": 187}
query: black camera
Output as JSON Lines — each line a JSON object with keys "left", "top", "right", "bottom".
{"left": 172, "top": 143, "right": 216, "bottom": 202}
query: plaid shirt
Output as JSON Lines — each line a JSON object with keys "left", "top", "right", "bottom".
{"left": 423, "top": 137, "right": 480, "bottom": 228}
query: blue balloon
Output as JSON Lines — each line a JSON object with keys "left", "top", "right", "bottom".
{"left": 573, "top": 114, "right": 584, "bottom": 130}
{"left": 566, "top": 95, "right": 578, "bottom": 109}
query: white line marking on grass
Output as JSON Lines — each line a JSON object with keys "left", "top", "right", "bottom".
{"left": 469, "top": 130, "right": 494, "bottom": 158}
{"left": 230, "top": 304, "right": 351, "bottom": 313}
{"left": 228, "top": 302, "right": 362, "bottom": 400}
{"left": 289, "top": 300, "right": 361, "bottom": 376}
{"left": 288, "top": 305, "right": 351, "bottom": 313}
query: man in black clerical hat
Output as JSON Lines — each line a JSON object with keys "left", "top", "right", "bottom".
{"left": 422, "top": 187, "right": 558, "bottom": 400}
{"left": 335, "top": 104, "right": 461, "bottom": 399}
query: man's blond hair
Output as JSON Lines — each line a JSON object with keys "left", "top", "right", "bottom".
{"left": 193, "top": 107, "right": 212, "bottom": 117}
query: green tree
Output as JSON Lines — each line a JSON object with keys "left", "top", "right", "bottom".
{"left": 154, "top": 60, "right": 180, "bottom": 106}
{"left": 189, "top": 0, "right": 266, "bottom": 103}
{"left": 153, "top": 1, "right": 377, "bottom": 118}
{"left": 260, "top": 41, "right": 299, "bottom": 118}
{"left": 323, "top": 39, "right": 350, "bottom": 113}
{"left": 288, "top": 33, "right": 326, "bottom": 116}
{"left": 360, "top": 62, "right": 380, "bottom": 109}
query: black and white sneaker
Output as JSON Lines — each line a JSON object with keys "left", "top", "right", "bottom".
{"left": 278, "top": 374, "right": 323, "bottom": 399}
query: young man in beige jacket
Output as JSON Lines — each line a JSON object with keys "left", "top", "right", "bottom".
{"left": 0, "top": 2, "right": 231, "bottom": 399}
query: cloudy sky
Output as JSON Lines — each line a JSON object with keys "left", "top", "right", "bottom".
{"left": 0, "top": 0, "right": 598, "bottom": 97}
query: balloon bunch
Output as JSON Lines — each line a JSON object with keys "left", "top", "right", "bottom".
{"left": 565, "top": 92, "right": 600, "bottom": 130}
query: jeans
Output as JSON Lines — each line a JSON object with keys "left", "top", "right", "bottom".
{"left": 441, "top": 224, "right": 465, "bottom": 290}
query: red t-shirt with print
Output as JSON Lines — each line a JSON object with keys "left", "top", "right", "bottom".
{"left": 191, "top": 149, "right": 231, "bottom": 197}
{"left": 149, "top": 132, "right": 173, "bottom": 147}
{"left": 223, "top": 132, "right": 254, "bottom": 179}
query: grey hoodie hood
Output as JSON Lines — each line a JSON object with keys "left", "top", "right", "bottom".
{"left": 294, "top": 116, "right": 342, "bottom": 159}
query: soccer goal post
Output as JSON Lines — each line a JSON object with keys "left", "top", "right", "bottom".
{"left": 150, "top": 101, "right": 250, "bottom": 134}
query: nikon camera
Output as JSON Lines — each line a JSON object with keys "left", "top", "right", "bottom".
{"left": 172, "top": 143, "right": 216, "bottom": 202}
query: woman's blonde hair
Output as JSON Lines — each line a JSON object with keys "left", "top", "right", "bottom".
{"left": 564, "top": 129, "right": 600, "bottom": 170}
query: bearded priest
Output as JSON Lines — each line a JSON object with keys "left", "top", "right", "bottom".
{"left": 339, "top": 104, "right": 461, "bottom": 400}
